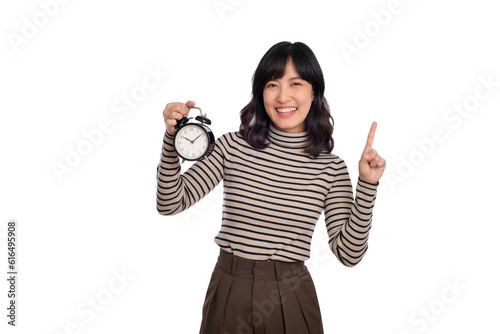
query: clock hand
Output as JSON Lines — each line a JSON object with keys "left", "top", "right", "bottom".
{"left": 183, "top": 136, "right": 195, "bottom": 144}
{"left": 193, "top": 134, "right": 203, "bottom": 142}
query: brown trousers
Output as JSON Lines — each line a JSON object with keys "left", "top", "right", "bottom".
{"left": 199, "top": 248, "right": 324, "bottom": 334}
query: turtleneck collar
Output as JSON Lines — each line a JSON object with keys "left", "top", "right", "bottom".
{"left": 267, "top": 122, "right": 309, "bottom": 148}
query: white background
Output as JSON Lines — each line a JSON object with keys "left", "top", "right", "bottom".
{"left": 1, "top": 0, "right": 499, "bottom": 333}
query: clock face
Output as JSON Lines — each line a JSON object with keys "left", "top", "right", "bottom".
{"left": 174, "top": 124, "right": 209, "bottom": 160}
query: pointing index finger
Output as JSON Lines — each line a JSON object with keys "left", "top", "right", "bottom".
{"left": 364, "top": 122, "right": 377, "bottom": 153}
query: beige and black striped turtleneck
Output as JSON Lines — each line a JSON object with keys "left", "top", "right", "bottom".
{"left": 156, "top": 122, "right": 379, "bottom": 266}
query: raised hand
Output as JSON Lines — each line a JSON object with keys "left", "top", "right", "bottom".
{"left": 358, "top": 122, "right": 386, "bottom": 184}
{"left": 163, "top": 100, "right": 196, "bottom": 136}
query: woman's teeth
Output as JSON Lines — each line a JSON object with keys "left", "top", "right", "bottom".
{"left": 276, "top": 107, "right": 297, "bottom": 114}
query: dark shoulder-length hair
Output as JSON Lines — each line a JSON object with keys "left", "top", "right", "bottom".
{"left": 239, "top": 41, "right": 334, "bottom": 158}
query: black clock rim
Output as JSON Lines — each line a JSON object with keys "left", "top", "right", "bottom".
{"left": 173, "top": 123, "right": 215, "bottom": 161}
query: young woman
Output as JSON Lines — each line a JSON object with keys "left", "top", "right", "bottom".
{"left": 157, "top": 41, "right": 386, "bottom": 334}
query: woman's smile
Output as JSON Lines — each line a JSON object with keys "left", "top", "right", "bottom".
{"left": 275, "top": 106, "right": 298, "bottom": 117}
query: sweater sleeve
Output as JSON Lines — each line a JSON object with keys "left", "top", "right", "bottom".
{"left": 324, "top": 158, "right": 378, "bottom": 267}
{"left": 156, "top": 129, "right": 226, "bottom": 216}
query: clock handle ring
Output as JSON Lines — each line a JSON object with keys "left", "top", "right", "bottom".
{"left": 189, "top": 106, "right": 206, "bottom": 117}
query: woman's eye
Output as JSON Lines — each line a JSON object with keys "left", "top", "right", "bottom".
{"left": 292, "top": 82, "right": 301, "bottom": 86}
{"left": 267, "top": 83, "right": 277, "bottom": 88}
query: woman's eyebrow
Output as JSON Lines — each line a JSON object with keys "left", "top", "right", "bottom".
{"left": 268, "top": 76, "right": 303, "bottom": 82}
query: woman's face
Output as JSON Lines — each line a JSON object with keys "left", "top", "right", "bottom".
{"left": 263, "top": 59, "right": 314, "bottom": 133}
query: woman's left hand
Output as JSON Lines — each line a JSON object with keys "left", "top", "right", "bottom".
{"left": 359, "top": 122, "right": 386, "bottom": 184}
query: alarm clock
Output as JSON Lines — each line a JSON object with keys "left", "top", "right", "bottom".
{"left": 173, "top": 107, "right": 215, "bottom": 164}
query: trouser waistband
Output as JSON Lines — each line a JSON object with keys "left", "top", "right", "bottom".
{"left": 216, "top": 248, "right": 308, "bottom": 281}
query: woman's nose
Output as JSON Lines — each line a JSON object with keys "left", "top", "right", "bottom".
{"left": 277, "top": 85, "right": 291, "bottom": 103}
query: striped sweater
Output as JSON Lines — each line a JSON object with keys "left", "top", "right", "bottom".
{"left": 156, "top": 122, "right": 379, "bottom": 265}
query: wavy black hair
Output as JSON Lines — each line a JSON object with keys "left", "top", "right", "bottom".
{"left": 239, "top": 41, "right": 334, "bottom": 158}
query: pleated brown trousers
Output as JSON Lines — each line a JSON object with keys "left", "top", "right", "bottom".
{"left": 199, "top": 248, "right": 324, "bottom": 334}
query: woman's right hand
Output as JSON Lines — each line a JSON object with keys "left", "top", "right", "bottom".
{"left": 163, "top": 100, "right": 196, "bottom": 136}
